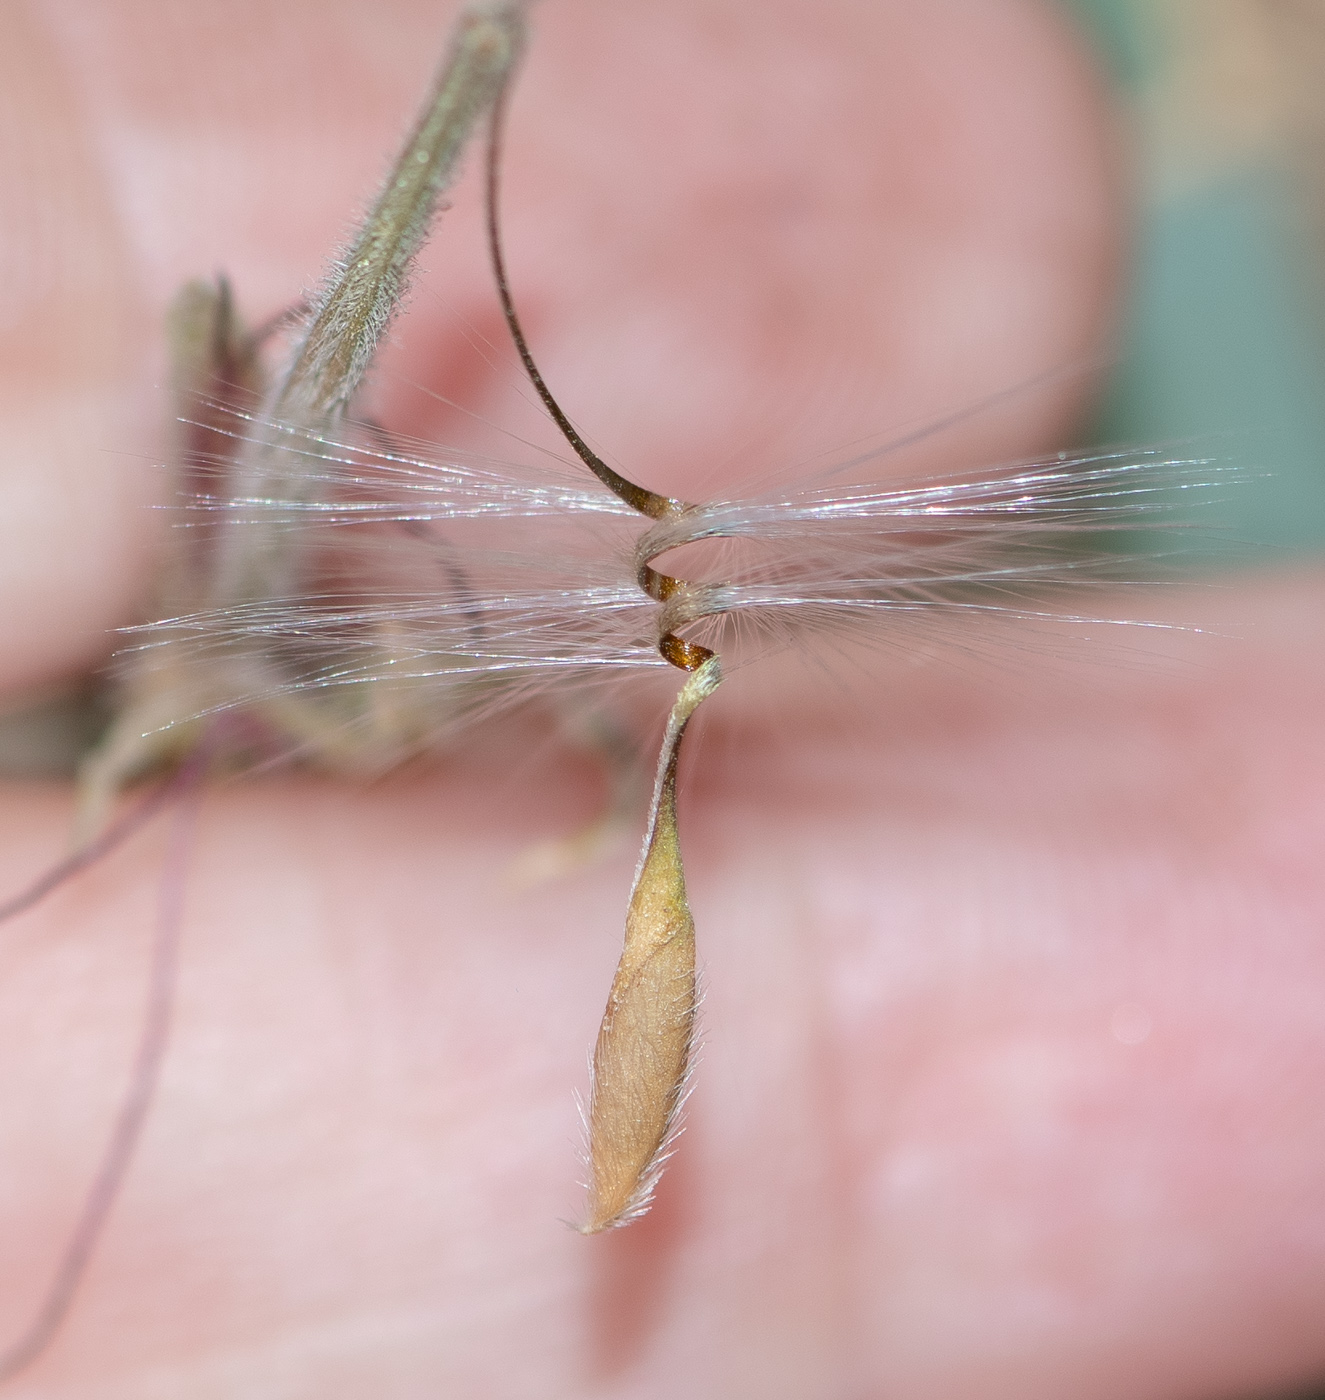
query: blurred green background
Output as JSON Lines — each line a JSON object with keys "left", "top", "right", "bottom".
{"left": 1067, "top": 0, "right": 1325, "bottom": 557}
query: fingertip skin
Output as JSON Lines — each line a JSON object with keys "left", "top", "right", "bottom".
{"left": 0, "top": 0, "right": 1122, "bottom": 692}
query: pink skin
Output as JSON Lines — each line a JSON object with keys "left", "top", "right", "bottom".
{"left": 0, "top": 1, "right": 1322, "bottom": 1396}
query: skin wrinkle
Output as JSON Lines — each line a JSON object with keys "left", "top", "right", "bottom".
{"left": 0, "top": 1, "right": 1322, "bottom": 1398}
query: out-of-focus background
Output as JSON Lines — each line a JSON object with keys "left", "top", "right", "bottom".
{"left": 1064, "top": 9, "right": 1325, "bottom": 1400}
{"left": 1067, "top": 0, "right": 1325, "bottom": 557}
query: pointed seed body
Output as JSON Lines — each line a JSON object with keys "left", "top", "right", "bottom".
{"left": 583, "top": 655, "right": 722, "bottom": 1232}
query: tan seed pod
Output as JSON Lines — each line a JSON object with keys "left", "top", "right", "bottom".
{"left": 582, "top": 655, "right": 722, "bottom": 1232}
